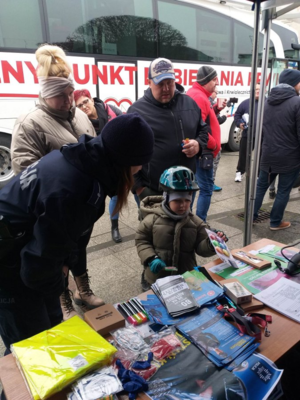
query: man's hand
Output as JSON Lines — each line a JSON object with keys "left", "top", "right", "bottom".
{"left": 239, "top": 123, "right": 245, "bottom": 130}
{"left": 182, "top": 139, "right": 200, "bottom": 158}
{"left": 218, "top": 99, "right": 227, "bottom": 110}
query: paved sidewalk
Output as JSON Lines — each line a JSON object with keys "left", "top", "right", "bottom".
{"left": 1, "top": 149, "right": 300, "bottom": 386}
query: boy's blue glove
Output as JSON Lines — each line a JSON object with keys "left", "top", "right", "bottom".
{"left": 149, "top": 258, "right": 166, "bottom": 274}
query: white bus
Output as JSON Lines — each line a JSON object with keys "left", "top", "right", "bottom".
{"left": 0, "top": 0, "right": 299, "bottom": 187}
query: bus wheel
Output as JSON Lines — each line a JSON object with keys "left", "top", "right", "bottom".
{"left": 0, "top": 133, "right": 14, "bottom": 189}
{"left": 226, "top": 123, "right": 242, "bottom": 152}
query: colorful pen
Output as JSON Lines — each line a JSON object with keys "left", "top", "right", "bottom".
{"left": 117, "top": 303, "right": 138, "bottom": 326}
{"left": 122, "top": 302, "right": 143, "bottom": 325}
{"left": 128, "top": 300, "right": 148, "bottom": 323}
{"left": 132, "top": 297, "right": 149, "bottom": 319}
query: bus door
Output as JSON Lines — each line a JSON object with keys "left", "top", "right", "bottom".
{"left": 268, "top": 58, "right": 300, "bottom": 93}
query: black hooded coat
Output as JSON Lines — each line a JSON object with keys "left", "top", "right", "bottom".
{"left": 0, "top": 135, "right": 117, "bottom": 297}
{"left": 260, "top": 84, "right": 300, "bottom": 174}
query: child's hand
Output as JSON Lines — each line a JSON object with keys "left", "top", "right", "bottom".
{"left": 216, "top": 230, "right": 228, "bottom": 242}
{"left": 149, "top": 258, "right": 167, "bottom": 274}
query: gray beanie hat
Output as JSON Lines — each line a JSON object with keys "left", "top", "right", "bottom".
{"left": 279, "top": 69, "right": 300, "bottom": 87}
{"left": 197, "top": 66, "right": 217, "bottom": 86}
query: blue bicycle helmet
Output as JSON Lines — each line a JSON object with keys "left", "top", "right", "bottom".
{"left": 159, "top": 166, "right": 199, "bottom": 192}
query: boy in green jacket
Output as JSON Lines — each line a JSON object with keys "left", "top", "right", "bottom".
{"left": 135, "top": 166, "right": 226, "bottom": 289}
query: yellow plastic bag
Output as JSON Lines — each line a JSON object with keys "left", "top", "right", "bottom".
{"left": 11, "top": 316, "right": 117, "bottom": 399}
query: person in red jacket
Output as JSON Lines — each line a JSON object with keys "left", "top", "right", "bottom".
{"left": 187, "top": 66, "right": 226, "bottom": 223}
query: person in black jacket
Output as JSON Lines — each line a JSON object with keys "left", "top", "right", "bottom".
{"left": 0, "top": 114, "right": 154, "bottom": 358}
{"left": 127, "top": 57, "right": 208, "bottom": 200}
{"left": 253, "top": 69, "right": 300, "bottom": 230}
{"left": 74, "top": 89, "right": 123, "bottom": 243}
{"left": 234, "top": 83, "right": 261, "bottom": 182}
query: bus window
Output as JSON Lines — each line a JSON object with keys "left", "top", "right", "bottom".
{"left": 157, "top": 0, "right": 232, "bottom": 62}
{"left": 0, "top": 0, "right": 43, "bottom": 49}
{"left": 234, "top": 22, "right": 276, "bottom": 65}
{"left": 271, "top": 23, "right": 300, "bottom": 59}
{"left": 45, "top": 0, "right": 156, "bottom": 57}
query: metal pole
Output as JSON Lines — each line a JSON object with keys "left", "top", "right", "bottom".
{"left": 248, "top": 12, "right": 272, "bottom": 235}
{"left": 243, "top": 0, "right": 261, "bottom": 246}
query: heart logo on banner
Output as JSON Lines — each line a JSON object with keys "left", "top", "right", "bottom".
{"left": 104, "top": 98, "right": 132, "bottom": 111}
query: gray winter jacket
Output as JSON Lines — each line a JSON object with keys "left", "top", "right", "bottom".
{"left": 11, "top": 96, "right": 96, "bottom": 174}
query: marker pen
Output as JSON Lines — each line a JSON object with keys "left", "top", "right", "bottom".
{"left": 117, "top": 303, "right": 137, "bottom": 326}
{"left": 132, "top": 298, "right": 149, "bottom": 319}
{"left": 122, "top": 302, "right": 143, "bottom": 325}
{"left": 128, "top": 300, "right": 148, "bottom": 323}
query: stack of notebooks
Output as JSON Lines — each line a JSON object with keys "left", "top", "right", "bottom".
{"left": 151, "top": 275, "right": 199, "bottom": 317}
{"left": 151, "top": 270, "right": 223, "bottom": 318}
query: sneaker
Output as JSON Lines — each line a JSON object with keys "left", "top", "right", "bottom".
{"left": 141, "top": 269, "right": 151, "bottom": 292}
{"left": 235, "top": 172, "right": 242, "bottom": 182}
{"left": 213, "top": 184, "right": 222, "bottom": 192}
{"left": 270, "top": 221, "right": 291, "bottom": 231}
{"left": 269, "top": 189, "right": 276, "bottom": 200}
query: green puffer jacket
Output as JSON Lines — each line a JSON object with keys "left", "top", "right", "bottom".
{"left": 135, "top": 196, "right": 215, "bottom": 274}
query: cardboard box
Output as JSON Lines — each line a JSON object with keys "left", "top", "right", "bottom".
{"left": 84, "top": 304, "right": 125, "bottom": 336}
{"left": 223, "top": 281, "right": 252, "bottom": 305}
{"left": 220, "top": 278, "right": 264, "bottom": 312}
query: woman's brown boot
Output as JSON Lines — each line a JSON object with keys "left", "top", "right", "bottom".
{"left": 73, "top": 271, "right": 105, "bottom": 309}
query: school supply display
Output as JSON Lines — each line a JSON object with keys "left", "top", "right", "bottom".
{"left": 11, "top": 316, "right": 117, "bottom": 400}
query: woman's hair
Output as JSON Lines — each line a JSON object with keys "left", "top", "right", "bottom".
{"left": 36, "top": 44, "right": 72, "bottom": 78}
{"left": 112, "top": 166, "right": 134, "bottom": 216}
{"left": 74, "top": 89, "right": 92, "bottom": 103}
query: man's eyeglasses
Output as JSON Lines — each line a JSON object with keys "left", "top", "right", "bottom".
{"left": 76, "top": 98, "right": 90, "bottom": 109}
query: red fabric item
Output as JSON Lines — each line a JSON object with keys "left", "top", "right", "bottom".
{"left": 187, "top": 82, "right": 221, "bottom": 158}
{"left": 150, "top": 334, "right": 182, "bottom": 360}
{"left": 131, "top": 364, "right": 157, "bottom": 380}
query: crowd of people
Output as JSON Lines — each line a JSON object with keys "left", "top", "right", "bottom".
{"left": 0, "top": 43, "right": 300, "bottom": 394}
